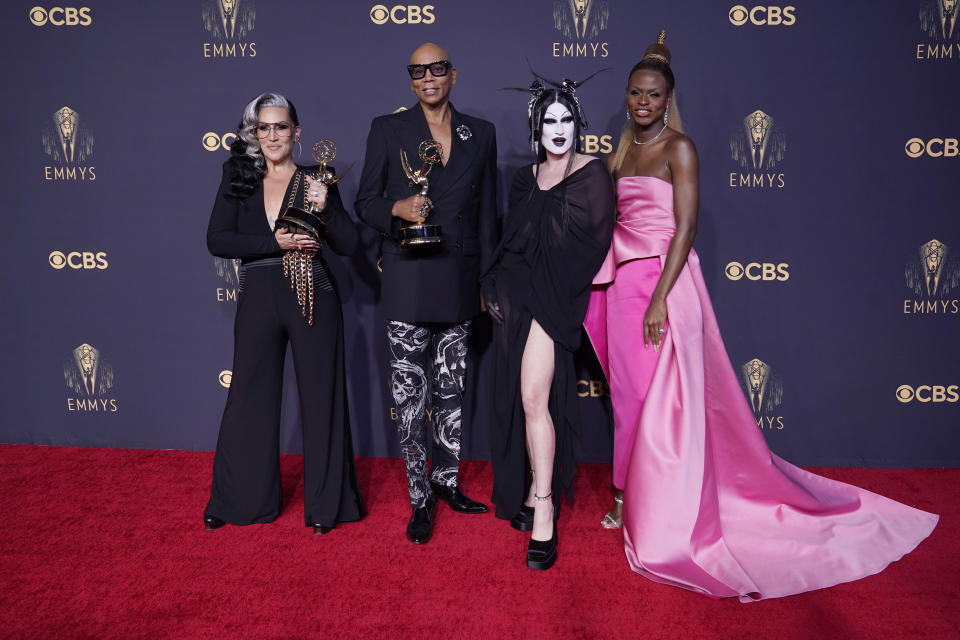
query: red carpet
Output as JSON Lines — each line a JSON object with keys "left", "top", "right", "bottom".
{"left": 0, "top": 445, "right": 956, "bottom": 640}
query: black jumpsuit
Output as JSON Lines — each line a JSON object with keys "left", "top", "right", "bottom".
{"left": 204, "top": 162, "right": 365, "bottom": 528}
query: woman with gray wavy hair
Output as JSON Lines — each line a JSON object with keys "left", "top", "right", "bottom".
{"left": 203, "top": 92, "right": 365, "bottom": 535}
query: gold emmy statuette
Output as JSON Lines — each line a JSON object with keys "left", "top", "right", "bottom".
{"left": 275, "top": 139, "right": 354, "bottom": 326}
{"left": 397, "top": 139, "right": 443, "bottom": 247}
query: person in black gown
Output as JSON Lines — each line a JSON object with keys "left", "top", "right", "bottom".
{"left": 482, "top": 80, "right": 615, "bottom": 569}
{"left": 203, "top": 93, "right": 364, "bottom": 535}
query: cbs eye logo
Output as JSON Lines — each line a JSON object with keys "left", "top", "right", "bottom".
{"left": 49, "top": 251, "right": 108, "bottom": 270}
{"left": 896, "top": 384, "right": 959, "bottom": 403}
{"left": 905, "top": 138, "right": 959, "bottom": 158}
{"left": 725, "top": 261, "right": 789, "bottom": 281}
{"left": 728, "top": 5, "right": 795, "bottom": 26}
{"left": 29, "top": 6, "right": 92, "bottom": 26}
{"left": 202, "top": 132, "right": 236, "bottom": 152}
{"left": 370, "top": 4, "right": 435, "bottom": 25}
{"left": 218, "top": 370, "right": 233, "bottom": 388}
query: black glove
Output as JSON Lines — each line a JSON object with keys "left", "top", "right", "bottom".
{"left": 481, "top": 279, "right": 503, "bottom": 325}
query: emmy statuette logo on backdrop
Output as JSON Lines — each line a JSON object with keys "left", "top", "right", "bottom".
{"left": 725, "top": 261, "right": 790, "bottom": 282}
{"left": 369, "top": 4, "right": 436, "bottom": 25}
{"left": 49, "top": 251, "right": 108, "bottom": 270}
{"left": 203, "top": 131, "right": 236, "bottom": 152}
{"left": 729, "top": 109, "right": 786, "bottom": 189}
{"left": 738, "top": 358, "right": 785, "bottom": 430}
{"left": 552, "top": 0, "right": 609, "bottom": 58}
{"left": 64, "top": 343, "right": 118, "bottom": 412}
{"left": 29, "top": 6, "right": 92, "bottom": 26}
{"left": 728, "top": 5, "right": 796, "bottom": 27}
{"left": 202, "top": 0, "right": 256, "bottom": 58}
{"left": 903, "top": 238, "right": 960, "bottom": 314}
{"left": 214, "top": 257, "right": 241, "bottom": 302}
{"left": 42, "top": 106, "right": 95, "bottom": 182}
{"left": 917, "top": 0, "right": 960, "bottom": 59}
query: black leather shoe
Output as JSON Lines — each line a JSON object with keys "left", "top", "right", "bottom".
{"left": 203, "top": 515, "right": 226, "bottom": 531}
{"left": 510, "top": 505, "right": 535, "bottom": 531}
{"left": 406, "top": 497, "right": 436, "bottom": 544}
{"left": 311, "top": 524, "right": 335, "bottom": 535}
{"left": 526, "top": 522, "right": 558, "bottom": 571}
{"left": 430, "top": 482, "right": 489, "bottom": 514}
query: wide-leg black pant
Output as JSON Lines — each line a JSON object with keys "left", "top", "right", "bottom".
{"left": 205, "top": 260, "right": 364, "bottom": 527}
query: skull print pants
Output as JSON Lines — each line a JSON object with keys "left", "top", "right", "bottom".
{"left": 387, "top": 319, "right": 471, "bottom": 508}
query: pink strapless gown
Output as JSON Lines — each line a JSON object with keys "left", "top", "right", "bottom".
{"left": 583, "top": 176, "right": 938, "bottom": 601}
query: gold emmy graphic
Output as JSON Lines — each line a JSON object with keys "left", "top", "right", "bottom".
{"left": 397, "top": 139, "right": 444, "bottom": 247}
{"left": 276, "top": 139, "right": 352, "bottom": 325}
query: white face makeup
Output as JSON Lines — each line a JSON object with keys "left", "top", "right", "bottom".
{"left": 540, "top": 101, "right": 575, "bottom": 156}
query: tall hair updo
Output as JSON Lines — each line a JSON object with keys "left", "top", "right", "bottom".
{"left": 611, "top": 31, "right": 684, "bottom": 178}
{"left": 225, "top": 92, "right": 300, "bottom": 199}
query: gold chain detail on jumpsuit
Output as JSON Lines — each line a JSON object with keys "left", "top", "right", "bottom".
{"left": 280, "top": 170, "right": 318, "bottom": 325}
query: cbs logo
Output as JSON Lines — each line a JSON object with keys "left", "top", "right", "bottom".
{"left": 29, "top": 6, "right": 92, "bottom": 26}
{"left": 724, "top": 262, "right": 789, "bottom": 281}
{"left": 49, "top": 251, "right": 108, "bottom": 270}
{"left": 728, "top": 5, "right": 796, "bottom": 26}
{"left": 370, "top": 4, "right": 435, "bottom": 25}
{"left": 905, "top": 138, "right": 959, "bottom": 158}
{"left": 896, "top": 384, "right": 959, "bottom": 403}
{"left": 218, "top": 370, "right": 233, "bottom": 388}
{"left": 579, "top": 135, "right": 613, "bottom": 154}
{"left": 202, "top": 132, "right": 236, "bottom": 152}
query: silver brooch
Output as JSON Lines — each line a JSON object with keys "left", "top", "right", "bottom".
{"left": 456, "top": 124, "right": 472, "bottom": 141}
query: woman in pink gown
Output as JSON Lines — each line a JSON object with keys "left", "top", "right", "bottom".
{"left": 583, "top": 32, "right": 938, "bottom": 601}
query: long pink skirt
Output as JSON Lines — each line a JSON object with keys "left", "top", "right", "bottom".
{"left": 606, "top": 258, "right": 665, "bottom": 490}
{"left": 586, "top": 251, "right": 938, "bottom": 601}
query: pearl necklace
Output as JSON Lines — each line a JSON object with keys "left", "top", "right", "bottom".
{"left": 633, "top": 123, "right": 668, "bottom": 146}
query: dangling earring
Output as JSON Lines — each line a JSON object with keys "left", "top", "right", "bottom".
{"left": 663, "top": 103, "right": 670, "bottom": 125}
{"left": 626, "top": 108, "right": 631, "bottom": 121}
{"left": 296, "top": 139, "right": 303, "bottom": 159}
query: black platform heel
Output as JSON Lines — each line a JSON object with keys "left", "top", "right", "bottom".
{"left": 525, "top": 492, "right": 557, "bottom": 570}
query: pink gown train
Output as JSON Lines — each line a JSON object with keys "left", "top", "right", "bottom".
{"left": 583, "top": 176, "right": 938, "bottom": 601}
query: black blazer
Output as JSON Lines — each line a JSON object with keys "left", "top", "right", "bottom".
{"left": 354, "top": 103, "right": 498, "bottom": 323}
{"left": 207, "top": 162, "right": 358, "bottom": 261}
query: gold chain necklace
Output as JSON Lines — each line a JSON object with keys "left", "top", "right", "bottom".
{"left": 280, "top": 170, "right": 318, "bottom": 325}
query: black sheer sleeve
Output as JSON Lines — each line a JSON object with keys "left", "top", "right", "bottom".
{"left": 527, "top": 159, "right": 615, "bottom": 350}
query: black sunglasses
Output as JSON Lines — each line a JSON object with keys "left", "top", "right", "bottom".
{"left": 407, "top": 60, "right": 451, "bottom": 80}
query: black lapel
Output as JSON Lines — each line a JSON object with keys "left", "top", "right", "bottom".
{"left": 429, "top": 104, "right": 478, "bottom": 201}
{"left": 400, "top": 103, "right": 433, "bottom": 175}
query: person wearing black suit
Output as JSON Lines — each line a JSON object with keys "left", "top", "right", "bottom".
{"left": 355, "top": 43, "right": 498, "bottom": 544}
{"left": 203, "top": 93, "right": 364, "bottom": 535}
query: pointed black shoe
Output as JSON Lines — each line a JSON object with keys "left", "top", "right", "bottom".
{"left": 510, "top": 505, "right": 534, "bottom": 532}
{"left": 526, "top": 521, "right": 558, "bottom": 571}
{"left": 430, "top": 482, "right": 489, "bottom": 514}
{"left": 203, "top": 515, "right": 226, "bottom": 531}
{"left": 406, "top": 497, "right": 437, "bottom": 544}
{"left": 311, "top": 524, "right": 335, "bottom": 535}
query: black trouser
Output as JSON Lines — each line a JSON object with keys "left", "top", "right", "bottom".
{"left": 387, "top": 319, "right": 471, "bottom": 508}
{"left": 206, "top": 259, "right": 363, "bottom": 526}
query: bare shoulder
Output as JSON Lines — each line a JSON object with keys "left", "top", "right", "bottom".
{"left": 664, "top": 133, "right": 698, "bottom": 175}
{"left": 665, "top": 132, "right": 698, "bottom": 162}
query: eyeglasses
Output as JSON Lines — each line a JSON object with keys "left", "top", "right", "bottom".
{"left": 254, "top": 122, "right": 293, "bottom": 138}
{"left": 407, "top": 60, "right": 451, "bottom": 80}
